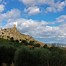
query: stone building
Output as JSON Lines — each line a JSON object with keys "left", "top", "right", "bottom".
{"left": 0, "top": 24, "right": 34, "bottom": 41}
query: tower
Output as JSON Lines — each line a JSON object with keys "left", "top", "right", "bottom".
{"left": 13, "top": 24, "right": 16, "bottom": 29}
{"left": 12, "top": 24, "right": 17, "bottom": 33}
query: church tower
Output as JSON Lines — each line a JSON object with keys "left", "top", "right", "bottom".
{"left": 12, "top": 24, "right": 17, "bottom": 33}
{"left": 13, "top": 24, "right": 16, "bottom": 29}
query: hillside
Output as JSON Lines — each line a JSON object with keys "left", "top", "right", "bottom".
{"left": 0, "top": 24, "right": 44, "bottom": 46}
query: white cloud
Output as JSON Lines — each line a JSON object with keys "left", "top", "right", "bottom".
{"left": 24, "top": 6, "right": 40, "bottom": 15}
{"left": 0, "top": 4, "right": 5, "bottom": 12}
{"left": 0, "top": 9, "right": 21, "bottom": 22}
{"left": 46, "top": 7, "right": 56, "bottom": 13}
{"left": 46, "top": 0, "right": 66, "bottom": 13}
{"left": 20, "top": 0, "right": 35, "bottom": 6}
{"left": 56, "top": 15, "right": 66, "bottom": 23}
{"left": 20, "top": 0, "right": 54, "bottom": 6}
{"left": 20, "top": 0, "right": 66, "bottom": 13}
{"left": 4, "top": 18, "right": 48, "bottom": 35}
{"left": 3, "top": 9, "right": 21, "bottom": 19}
{"left": 4, "top": 17, "right": 66, "bottom": 39}
{"left": 20, "top": 0, "right": 55, "bottom": 14}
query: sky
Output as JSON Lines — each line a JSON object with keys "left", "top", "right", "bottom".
{"left": 0, "top": 0, "right": 66, "bottom": 44}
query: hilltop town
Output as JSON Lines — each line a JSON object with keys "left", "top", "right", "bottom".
{"left": 0, "top": 24, "right": 44, "bottom": 46}
{"left": 0, "top": 24, "right": 35, "bottom": 41}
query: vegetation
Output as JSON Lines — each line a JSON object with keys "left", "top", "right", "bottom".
{"left": 0, "top": 38, "right": 66, "bottom": 66}
{"left": 0, "top": 45, "right": 16, "bottom": 66}
{"left": 14, "top": 46, "right": 66, "bottom": 66}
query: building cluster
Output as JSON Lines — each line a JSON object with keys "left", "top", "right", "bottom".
{"left": 0, "top": 24, "right": 34, "bottom": 41}
{"left": 0, "top": 24, "right": 19, "bottom": 39}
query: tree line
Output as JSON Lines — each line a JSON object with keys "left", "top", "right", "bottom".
{"left": 0, "top": 38, "right": 66, "bottom": 66}
{"left": 14, "top": 46, "right": 66, "bottom": 66}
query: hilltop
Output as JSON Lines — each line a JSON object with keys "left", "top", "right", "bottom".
{"left": 0, "top": 24, "right": 44, "bottom": 46}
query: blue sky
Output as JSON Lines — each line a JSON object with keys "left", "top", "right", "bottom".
{"left": 0, "top": 0, "right": 66, "bottom": 44}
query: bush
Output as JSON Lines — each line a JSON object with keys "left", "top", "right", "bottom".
{"left": 14, "top": 46, "right": 33, "bottom": 66}
{"left": 14, "top": 46, "right": 66, "bottom": 66}
{"left": 14, "top": 47, "right": 50, "bottom": 66}
{"left": 0, "top": 45, "right": 16, "bottom": 66}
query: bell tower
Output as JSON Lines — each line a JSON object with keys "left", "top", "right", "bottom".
{"left": 13, "top": 24, "right": 16, "bottom": 29}
{"left": 12, "top": 24, "right": 17, "bottom": 33}
{"left": 13, "top": 22, "right": 17, "bottom": 30}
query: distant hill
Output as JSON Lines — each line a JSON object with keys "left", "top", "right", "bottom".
{"left": 0, "top": 24, "right": 44, "bottom": 46}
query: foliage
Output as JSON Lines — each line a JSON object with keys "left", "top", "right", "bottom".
{"left": 0, "top": 45, "right": 16, "bottom": 66}
{"left": 43, "top": 44, "right": 48, "bottom": 48}
{"left": 33, "top": 43, "right": 40, "bottom": 47}
{"left": 14, "top": 46, "right": 66, "bottom": 66}
{"left": 0, "top": 38, "right": 66, "bottom": 66}
{"left": 14, "top": 46, "right": 33, "bottom": 66}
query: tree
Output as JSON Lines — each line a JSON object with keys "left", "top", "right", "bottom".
{"left": 49, "top": 47, "right": 66, "bottom": 66}
{"left": 14, "top": 45, "right": 66, "bottom": 66}
{"left": 22, "top": 40, "right": 28, "bottom": 45}
{"left": 0, "top": 45, "right": 16, "bottom": 66}
{"left": 14, "top": 46, "right": 33, "bottom": 66}
{"left": 14, "top": 46, "right": 51, "bottom": 66}
{"left": 32, "top": 48, "right": 50, "bottom": 66}
{"left": 43, "top": 44, "right": 48, "bottom": 48}
{"left": 28, "top": 41, "right": 35, "bottom": 45}
{"left": 33, "top": 43, "right": 40, "bottom": 47}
